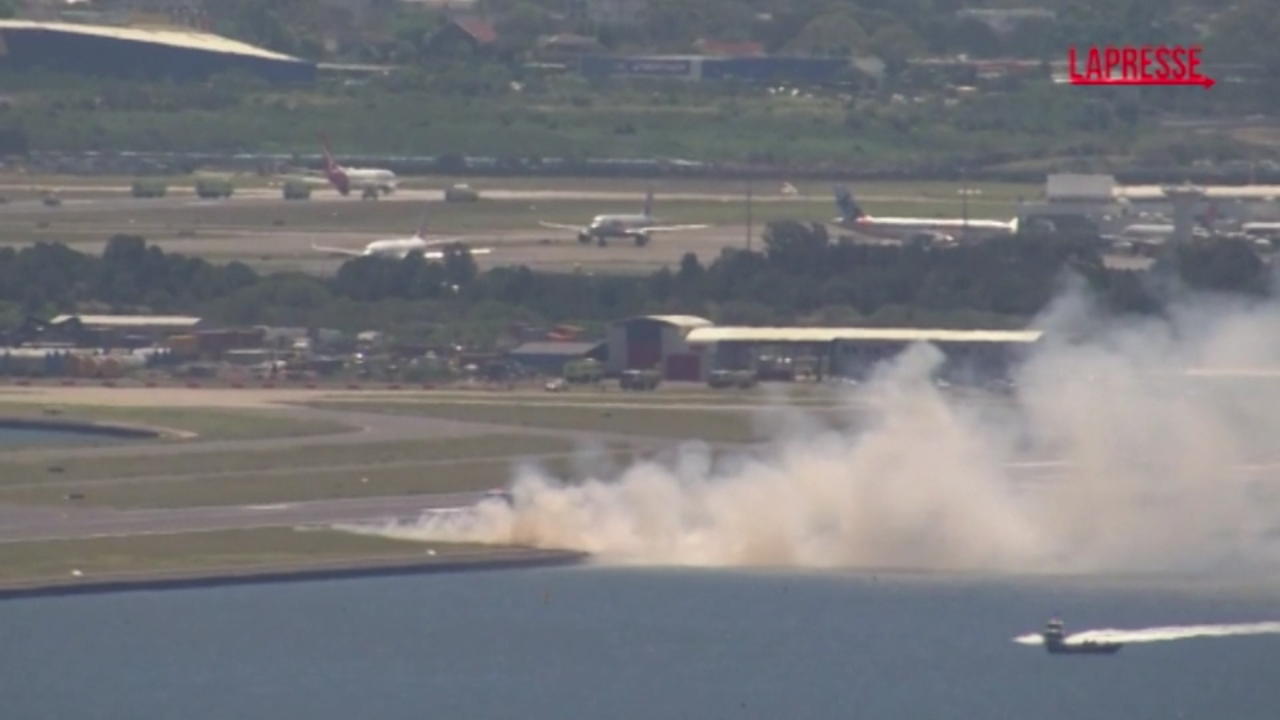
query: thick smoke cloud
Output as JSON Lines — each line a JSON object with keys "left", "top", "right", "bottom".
{"left": 344, "top": 282, "right": 1280, "bottom": 576}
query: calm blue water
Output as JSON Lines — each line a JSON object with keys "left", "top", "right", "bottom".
{"left": 0, "top": 427, "right": 133, "bottom": 447}
{"left": 2, "top": 567, "right": 1278, "bottom": 720}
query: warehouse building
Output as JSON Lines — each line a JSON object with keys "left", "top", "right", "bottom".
{"left": 506, "top": 340, "right": 607, "bottom": 376}
{"left": 607, "top": 315, "right": 713, "bottom": 381}
{"left": 48, "top": 314, "right": 205, "bottom": 349}
{"left": 683, "top": 326, "right": 1044, "bottom": 382}
{"left": 0, "top": 19, "right": 316, "bottom": 84}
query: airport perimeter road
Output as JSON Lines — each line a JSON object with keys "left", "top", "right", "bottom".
{"left": 0, "top": 492, "right": 487, "bottom": 543}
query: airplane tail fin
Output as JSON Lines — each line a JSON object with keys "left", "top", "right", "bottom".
{"left": 318, "top": 133, "right": 349, "bottom": 194}
{"left": 643, "top": 187, "right": 654, "bottom": 216}
{"left": 834, "top": 185, "right": 864, "bottom": 221}
{"left": 318, "top": 133, "right": 338, "bottom": 171}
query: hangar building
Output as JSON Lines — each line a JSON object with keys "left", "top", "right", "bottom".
{"left": 607, "top": 315, "right": 713, "bottom": 381}
{"left": 507, "top": 340, "right": 607, "bottom": 376}
{"left": 0, "top": 20, "right": 316, "bottom": 84}
{"left": 684, "top": 327, "right": 1044, "bottom": 382}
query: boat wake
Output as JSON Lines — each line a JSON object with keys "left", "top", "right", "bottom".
{"left": 1014, "top": 622, "right": 1280, "bottom": 646}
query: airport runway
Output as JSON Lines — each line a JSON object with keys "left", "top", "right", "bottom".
{"left": 27, "top": 227, "right": 752, "bottom": 275}
{"left": 0, "top": 492, "right": 487, "bottom": 542}
{"left": 0, "top": 184, "right": 952, "bottom": 206}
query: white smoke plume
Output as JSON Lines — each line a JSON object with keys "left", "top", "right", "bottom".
{"left": 346, "top": 283, "right": 1280, "bottom": 576}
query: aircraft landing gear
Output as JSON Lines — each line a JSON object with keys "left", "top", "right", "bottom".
{"left": 578, "top": 233, "right": 592, "bottom": 244}
{"left": 633, "top": 234, "right": 650, "bottom": 247}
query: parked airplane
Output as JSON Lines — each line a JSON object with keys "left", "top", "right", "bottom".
{"left": 538, "top": 189, "right": 710, "bottom": 247}
{"left": 320, "top": 134, "right": 398, "bottom": 198}
{"left": 311, "top": 205, "right": 493, "bottom": 260}
{"left": 829, "top": 185, "right": 1017, "bottom": 244}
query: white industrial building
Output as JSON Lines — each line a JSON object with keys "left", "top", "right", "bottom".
{"left": 1019, "top": 173, "right": 1280, "bottom": 236}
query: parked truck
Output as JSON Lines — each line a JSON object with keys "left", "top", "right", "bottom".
{"left": 563, "top": 358, "right": 604, "bottom": 384}
{"left": 619, "top": 368, "right": 660, "bottom": 390}
{"left": 707, "top": 369, "right": 758, "bottom": 389}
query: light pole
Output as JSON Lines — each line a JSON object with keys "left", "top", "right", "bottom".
{"left": 958, "top": 186, "right": 982, "bottom": 235}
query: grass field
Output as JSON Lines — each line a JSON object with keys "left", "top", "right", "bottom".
{"left": 0, "top": 434, "right": 635, "bottom": 508}
{"left": 305, "top": 400, "right": 796, "bottom": 444}
{"left": 0, "top": 434, "right": 572, "bottom": 484}
{"left": 0, "top": 402, "right": 354, "bottom": 444}
{"left": 310, "top": 387, "right": 845, "bottom": 407}
{"left": 0, "top": 452, "right": 629, "bottom": 508}
{"left": 0, "top": 528, "right": 483, "bottom": 584}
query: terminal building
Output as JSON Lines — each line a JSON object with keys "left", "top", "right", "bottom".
{"left": 1018, "top": 173, "right": 1277, "bottom": 235}
{"left": 0, "top": 19, "right": 316, "bottom": 84}
{"left": 606, "top": 315, "right": 1042, "bottom": 383}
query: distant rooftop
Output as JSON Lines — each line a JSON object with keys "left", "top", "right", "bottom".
{"left": 51, "top": 314, "right": 203, "bottom": 329}
{"left": 0, "top": 19, "right": 306, "bottom": 63}
{"left": 619, "top": 315, "right": 715, "bottom": 330}
{"left": 508, "top": 341, "right": 605, "bottom": 357}
{"left": 685, "top": 327, "right": 1044, "bottom": 345}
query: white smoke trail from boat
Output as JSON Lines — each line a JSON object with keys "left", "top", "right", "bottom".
{"left": 1013, "top": 622, "right": 1280, "bottom": 646}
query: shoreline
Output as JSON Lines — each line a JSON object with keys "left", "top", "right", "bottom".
{"left": 0, "top": 547, "right": 590, "bottom": 600}
{"left": 0, "top": 415, "right": 162, "bottom": 439}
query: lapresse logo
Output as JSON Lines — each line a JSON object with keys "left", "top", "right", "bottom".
{"left": 1067, "top": 45, "right": 1215, "bottom": 88}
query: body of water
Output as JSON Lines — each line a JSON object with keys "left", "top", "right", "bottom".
{"left": 0, "top": 426, "right": 138, "bottom": 447}
{"left": 2, "top": 567, "right": 1277, "bottom": 720}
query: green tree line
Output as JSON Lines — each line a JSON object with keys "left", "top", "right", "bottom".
{"left": 0, "top": 229, "right": 1270, "bottom": 347}
{"left": 204, "top": 0, "right": 1279, "bottom": 72}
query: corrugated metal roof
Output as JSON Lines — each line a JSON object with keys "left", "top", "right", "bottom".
{"left": 508, "top": 341, "right": 604, "bottom": 357}
{"left": 684, "top": 327, "right": 1044, "bottom": 344}
{"left": 51, "top": 314, "right": 203, "bottom": 328}
{"left": 619, "top": 315, "right": 714, "bottom": 329}
{"left": 1045, "top": 173, "right": 1115, "bottom": 200}
{"left": 0, "top": 19, "right": 305, "bottom": 62}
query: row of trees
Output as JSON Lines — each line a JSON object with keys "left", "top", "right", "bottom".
{"left": 202, "top": 0, "right": 1278, "bottom": 73}
{"left": 1, "top": 227, "right": 1271, "bottom": 347}
{"left": 10, "top": 65, "right": 1252, "bottom": 168}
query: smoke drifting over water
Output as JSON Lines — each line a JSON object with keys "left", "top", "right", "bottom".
{"left": 346, "top": 286, "right": 1280, "bottom": 576}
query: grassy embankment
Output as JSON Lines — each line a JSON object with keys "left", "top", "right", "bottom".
{"left": 5, "top": 76, "right": 1110, "bottom": 166}
{"left": 305, "top": 394, "right": 851, "bottom": 445}
{"left": 0, "top": 433, "right": 586, "bottom": 508}
{"left": 0, "top": 528, "right": 537, "bottom": 589}
{"left": 0, "top": 397, "right": 611, "bottom": 588}
{"left": 0, "top": 400, "right": 354, "bottom": 442}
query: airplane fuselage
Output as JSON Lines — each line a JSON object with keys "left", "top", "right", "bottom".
{"left": 362, "top": 236, "right": 478, "bottom": 258}
{"left": 838, "top": 216, "right": 1016, "bottom": 242}
{"left": 346, "top": 168, "right": 397, "bottom": 192}
{"left": 587, "top": 214, "right": 656, "bottom": 237}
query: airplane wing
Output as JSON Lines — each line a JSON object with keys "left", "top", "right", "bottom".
{"left": 311, "top": 243, "right": 365, "bottom": 257}
{"left": 539, "top": 221, "right": 584, "bottom": 231}
{"left": 632, "top": 224, "right": 711, "bottom": 234}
